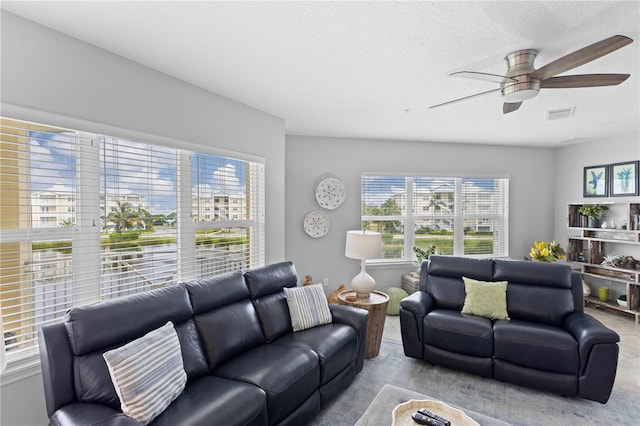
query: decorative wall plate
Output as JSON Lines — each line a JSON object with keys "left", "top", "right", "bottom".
{"left": 315, "top": 176, "right": 346, "bottom": 210}
{"left": 303, "top": 211, "right": 330, "bottom": 238}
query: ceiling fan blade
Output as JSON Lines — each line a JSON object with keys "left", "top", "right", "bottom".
{"left": 530, "top": 35, "right": 633, "bottom": 81}
{"left": 450, "top": 71, "right": 518, "bottom": 84}
{"left": 503, "top": 102, "right": 522, "bottom": 114}
{"left": 540, "top": 73, "right": 630, "bottom": 88}
{"left": 429, "top": 88, "right": 501, "bottom": 109}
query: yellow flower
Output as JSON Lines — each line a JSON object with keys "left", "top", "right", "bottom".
{"left": 530, "top": 240, "right": 565, "bottom": 262}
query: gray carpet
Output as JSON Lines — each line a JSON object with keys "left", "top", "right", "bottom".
{"left": 311, "top": 339, "right": 640, "bottom": 426}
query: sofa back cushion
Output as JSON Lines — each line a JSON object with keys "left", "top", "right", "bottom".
{"left": 186, "top": 271, "right": 266, "bottom": 370}
{"left": 244, "top": 262, "right": 299, "bottom": 342}
{"left": 494, "top": 259, "right": 574, "bottom": 326}
{"left": 64, "top": 284, "right": 206, "bottom": 408}
{"left": 426, "top": 255, "right": 493, "bottom": 310}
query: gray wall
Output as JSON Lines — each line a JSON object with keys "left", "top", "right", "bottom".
{"left": 285, "top": 135, "right": 557, "bottom": 294}
{"left": 1, "top": 12, "right": 285, "bottom": 426}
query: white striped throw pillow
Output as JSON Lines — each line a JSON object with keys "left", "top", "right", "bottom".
{"left": 283, "top": 284, "right": 332, "bottom": 332}
{"left": 103, "top": 321, "right": 186, "bottom": 425}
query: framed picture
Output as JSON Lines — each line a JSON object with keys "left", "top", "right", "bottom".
{"left": 583, "top": 165, "right": 608, "bottom": 197}
{"left": 609, "top": 161, "right": 639, "bottom": 196}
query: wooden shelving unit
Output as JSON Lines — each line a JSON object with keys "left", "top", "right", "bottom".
{"left": 584, "top": 296, "right": 640, "bottom": 324}
{"left": 567, "top": 203, "right": 640, "bottom": 321}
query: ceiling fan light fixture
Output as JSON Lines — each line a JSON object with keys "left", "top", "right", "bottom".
{"left": 501, "top": 79, "right": 541, "bottom": 102}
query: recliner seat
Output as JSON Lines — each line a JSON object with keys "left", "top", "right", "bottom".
{"left": 38, "top": 261, "right": 369, "bottom": 426}
{"left": 400, "top": 255, "right": 620, "bottom": 403}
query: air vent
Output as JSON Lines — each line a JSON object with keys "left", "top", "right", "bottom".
{"left": 546, "top": 107, "right": 575, "bottom": 121}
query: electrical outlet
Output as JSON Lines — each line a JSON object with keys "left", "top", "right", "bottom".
{"left": 323, "top": 278, "right": 329, "bottom": 287}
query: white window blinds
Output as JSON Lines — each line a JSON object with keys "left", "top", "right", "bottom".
{"left": 0, "top": 117, "right": 266, "bottom": 364}
{"left": 179, "top": 153, "right": 265, "bottom": 280}
{"left": 0, "top": 118, "right": 88, "bottom": 359}
{"left": 99, "top": 137, "right": 178, "bottom": 298}
{"left": 362, "top": 174, "right": 509, "bottom": 260}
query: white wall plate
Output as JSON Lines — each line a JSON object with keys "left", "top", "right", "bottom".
{"left": 303, "top": 210, "right": 330, "bottom": 238}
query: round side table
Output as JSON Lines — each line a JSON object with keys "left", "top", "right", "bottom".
{"left": 337, "top": 290, "right": 389, "bottom": 358}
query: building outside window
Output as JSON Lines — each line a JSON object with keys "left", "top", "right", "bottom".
{"left": 361, "top": 174, "right": 509, "bottom": 261}
{"left": 0, "top": 117, "right": 265, "bottom": 365}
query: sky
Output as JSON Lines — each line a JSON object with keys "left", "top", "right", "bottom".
{"left": 30, "top": 131, "right": 248, "bottom": 215}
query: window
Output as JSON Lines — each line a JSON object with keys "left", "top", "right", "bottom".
{"left": 99, "top": 137, "right": 178, "bottom": 299}
{"left": 0, "top": 117, "right": 265, "bottom": 364}
{"left": 361, "top": 174, "right": 509, "bottom": 261}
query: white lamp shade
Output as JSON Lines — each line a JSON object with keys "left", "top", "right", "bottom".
{"left": 345, "top": 230, "right": 382, "bottom": 260}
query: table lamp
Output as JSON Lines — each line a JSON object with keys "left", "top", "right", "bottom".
{"left": 345, "top": 230, "right": 382, "bottom": 299}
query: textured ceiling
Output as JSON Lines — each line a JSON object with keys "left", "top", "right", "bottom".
{"left": 2, "top": 1, "right": 639, "bottom": 147}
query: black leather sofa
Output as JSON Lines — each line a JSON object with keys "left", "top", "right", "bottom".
{"left": 400, "top": 255, "right": 620, "bottom": 403}
{"left": 38, "top": 261, "right": 369, "bottom": 425}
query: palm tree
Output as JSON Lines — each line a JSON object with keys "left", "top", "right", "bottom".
{"left": 107, "top": 201, "right": 135, "bottom": 233}
{"left": 60, "top": 219, "right": 75, "bottom": 227}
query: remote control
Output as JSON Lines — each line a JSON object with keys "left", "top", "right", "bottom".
{"left": 418, "top": 408, "right": 451, "bottom": 426}
{"left": 411, "top": 412, "right": 444, "bottom": 426}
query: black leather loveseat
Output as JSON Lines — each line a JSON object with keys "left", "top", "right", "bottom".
{"left": 400, "top": 255, "right": 620, "bottom": 403}
{"left": 38, "top": 261, "right": 369, "bottom": 425}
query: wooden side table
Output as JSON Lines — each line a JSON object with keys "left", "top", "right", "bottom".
{"left": 337, "top": 290, "right": 389, "bottom": 358}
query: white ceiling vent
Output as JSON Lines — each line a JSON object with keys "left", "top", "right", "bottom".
{"left": 546, "top": 107, "right": 576, "bottom": 121}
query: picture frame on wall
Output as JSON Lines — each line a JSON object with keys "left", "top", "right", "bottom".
{"left": 583, "top": 164, "right": 608, "bottom": 197}
{"left": 609, "top": 160, "right": 639, "bottom": 196}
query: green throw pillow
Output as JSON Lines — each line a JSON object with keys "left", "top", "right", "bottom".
{"left": 461, "top": 277, "right": 510, "bottom": 320}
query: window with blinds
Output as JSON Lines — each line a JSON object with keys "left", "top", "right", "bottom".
{"left": 0, "top": 118, "right": 81, "bottom": 359}
{"left": 0, "top": 117, "right": 266, "bottom": 365}
{"left": 99, "top": 137, "right": 178, "bottom": 298}
{"left": 362, "top": 174, "right": 509, "bottom": 261}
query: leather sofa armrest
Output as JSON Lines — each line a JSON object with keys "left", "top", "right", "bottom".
{"left": 38, "top": 322, "right": 76, "bottom": 417}
{"left": 329, "top": 303, "right": 369, "bottom": 330}
{"left": 399, "top": 291, "right": 434, "bottom": 359}
{"left": 400, "top": 290, "right": 433, "bottom": 318}
{"left": 329, "top": 304, "right": 369, "bottom": 372}
{"left": 564, "top": 312, "right": 620, "bottom": 372}
{"left": 49, "top": 403, "right": 142, "bottom": 426}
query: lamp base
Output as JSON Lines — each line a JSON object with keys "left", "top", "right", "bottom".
{"left": 351, "top": 260, "right": 375, "bottom": 299}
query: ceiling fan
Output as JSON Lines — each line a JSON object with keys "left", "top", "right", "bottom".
{"left": 429, "top": 35, "right": 633, "bottom": 114}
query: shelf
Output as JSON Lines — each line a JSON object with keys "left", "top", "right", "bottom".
{"left": 568, "top": 203, "right": 640, "bottom": 322}
{"left": 584, "top": 296, "right": 640, "bottom": 324}
{"left": 581, "top": 264, "right": 639, "bottom": 284}
{"left": 568, "top": 235, "right": 639, "bottom": 245}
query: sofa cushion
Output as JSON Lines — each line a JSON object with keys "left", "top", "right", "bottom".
{"left": 494, "top": 320, "right": 578, "bottom": 374}
{"left": 494, "top": 259, "right": 572, "bottom": 288}
{"left": 151, "top": 376, "right": 267, "bottom": 426}
{"left": 64, "top": 286, "right": 197, "bottom": 408}
{"left": 507, "top": 284, "right": 574, "bottom": 326}
{"left": 284, "top": 284, "right": 332, "bottom": 331}
{"left": 426, "top": 255, "right": 494, "bottom": 309}
{"left": 494, "top": 260, "right": 575, "bottom": 326}
{"left": 423, "top": 309, "right": 493, "bottom": 357}
{"left": 186, "top": 271, "right": 249, "bottom": 314}
{"left": 215, "top": 344, "right": 320, "bottom": 425}
{"left": 193, "top": 299, "right": 265, "bottom": 370}
{"left": 461, "top": 277, "right": 509, "bottom": 320}
{"left": 65, "top": 284, "right": 192, "bottom": 356}
{"left": 244, "top": 261, "right": 298, "bottom": 298}
{"left": 174, "top": 320, "right": 209, "bottom": 382}
{"left": 274, "top": 323, "right": 358, "bottom": 384}
{"left": 102, "top": 322, "right": 186, "bottom": 425}
{"left": 252, "top": 291, "right": 293, "bottom": 343}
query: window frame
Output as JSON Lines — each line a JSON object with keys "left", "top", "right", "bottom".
{"left": 361, "top": 173, "right": 509, "bottom": 263}
{"left": 0, "top": 117, "right": 266, "bottom": 379}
